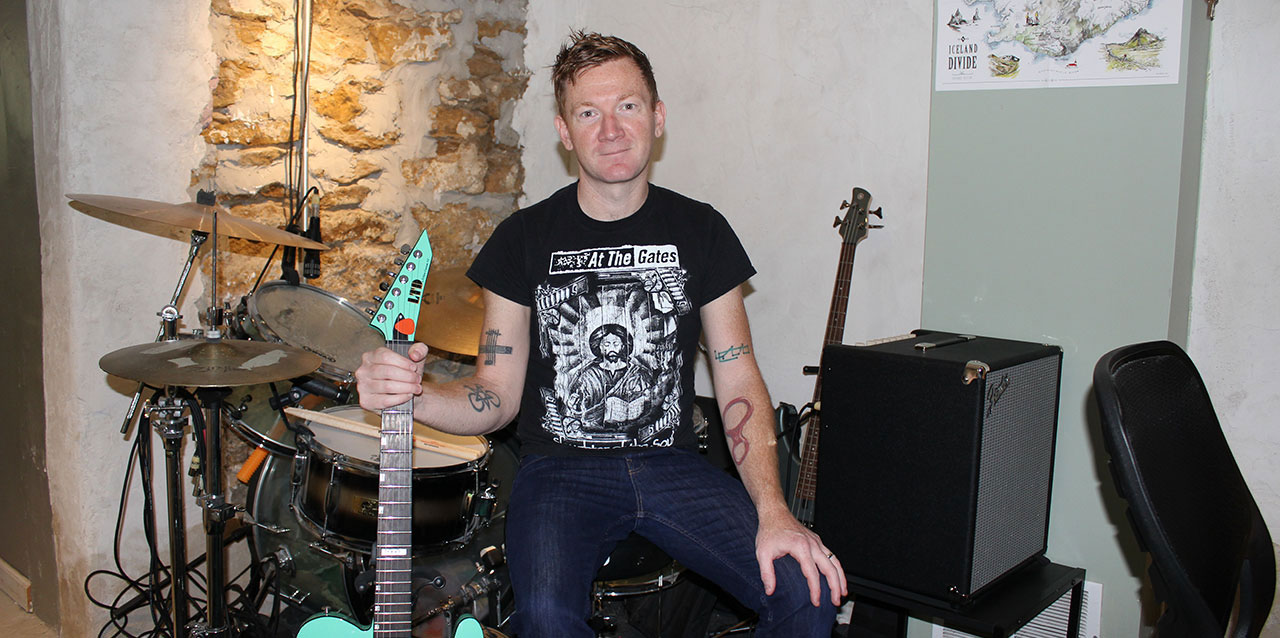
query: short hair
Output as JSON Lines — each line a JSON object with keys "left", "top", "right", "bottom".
{"left": 552, "top": 30, "right": 659, "bottom": 117}
{"left": 588, "top": 323, "right": 633, "bottom": 359}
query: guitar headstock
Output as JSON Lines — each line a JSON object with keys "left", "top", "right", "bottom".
{"left": 832, "top": 187, "right": 884, "bottom": 245}
{"left": 370, "top": 231, "right": 433, "bottom": 342}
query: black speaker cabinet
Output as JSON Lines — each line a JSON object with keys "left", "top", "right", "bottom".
{"left": 812, "top": 330, "right": 1063, "bottom": 606}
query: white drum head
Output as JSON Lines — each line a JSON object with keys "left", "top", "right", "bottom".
{"left": 306, "top": 405, "right": 488, "bottom": 468}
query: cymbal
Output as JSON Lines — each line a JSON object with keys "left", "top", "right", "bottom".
{"left": 100, "top": 337, "right": 323, "bottom": 387}
{"left": 416, "top": 267, "right": 484, "bottom": 357}
{"left": 67, "top": 193, "right": 328, "bottom": 251}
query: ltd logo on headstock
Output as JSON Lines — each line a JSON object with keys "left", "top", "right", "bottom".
{"left": 370, "top": 231, "right": 433, "bottom": 342}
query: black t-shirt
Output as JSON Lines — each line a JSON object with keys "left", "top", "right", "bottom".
{"left": 467, "top": 183, "right": 756, "bottom": 457}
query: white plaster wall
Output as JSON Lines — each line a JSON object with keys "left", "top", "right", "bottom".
{"left": 1191, "top": 0, "right": 1280, "bottom": 585}
{"left": 516, "top": 1, "right": 932, "bottom": 410}
{"left": 30, "top": 0, "right": 214, "bottom": 633}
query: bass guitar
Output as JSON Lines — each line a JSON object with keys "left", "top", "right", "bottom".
{"left": 295, "top": 232, "right": 481, "bottom": 638}
{"left": 789, "top": 187, "right": 882, "bottom": 526}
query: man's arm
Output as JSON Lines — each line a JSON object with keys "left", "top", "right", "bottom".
{"left": 356, "top": 289, "right": 530, "bottom": 436}
{"left": 700, "top": 286, "right": 847, "bottom": 606}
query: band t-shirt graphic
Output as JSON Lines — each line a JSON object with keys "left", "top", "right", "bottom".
{"left": 468, "top": 183, "right": 755, "bottom": 457}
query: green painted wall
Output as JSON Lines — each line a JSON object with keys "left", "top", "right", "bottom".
{"left": 919, "top": 0, "right": 1210, "bottom": 634}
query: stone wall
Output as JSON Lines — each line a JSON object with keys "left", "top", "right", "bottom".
{"left": 198, "top": 0, "right": 527, "bottom": 310}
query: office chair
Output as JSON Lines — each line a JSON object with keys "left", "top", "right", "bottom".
{"left": 1093, "top": 340, "right": 1275, "bottom": 637}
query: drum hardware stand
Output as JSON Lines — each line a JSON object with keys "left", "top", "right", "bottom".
{"left": 120, "top": 232, "right": 209, "bottom": 435}
{"left": 191, "top": 386, "right": 234, "bottom": 638}
{"left": 145, "top": 393, "right": 196, "bottom": 638}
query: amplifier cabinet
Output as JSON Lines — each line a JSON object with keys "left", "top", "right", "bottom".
{"left": 812, "top": 330, "right": 1063, "bottom": 606}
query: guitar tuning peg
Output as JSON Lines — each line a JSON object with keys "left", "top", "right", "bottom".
{"left": 364, "top": 307, "right": 375, "bottom": 316}
{"left": 869, "top": 224, "right": 885, "bottom": 230}
{"left": 379, "top": 282, "right": 390, "bottom": 292}
{"left": 869, "top": 206, "right": 884, "bottom": 219}
{"left": 839, "top": 200, "right": 851, "bottom": 211}
{"left": 393, "top": 257, "right": 406, "bottom": 266}
{"left": 399, "top": 244, "right": 411, "bottom": 254}
{"left": 373, "top": 295, "right": 383, "bottom": 304}
{"left": 833, "top": 216, "right": 843, "bottom": 228}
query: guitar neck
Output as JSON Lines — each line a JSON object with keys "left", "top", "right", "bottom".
{"left": 791, "top": 238, "right": 860, "bottom": 522}
{"left": 375, "top": 339, "right": 415, "bottom": 636}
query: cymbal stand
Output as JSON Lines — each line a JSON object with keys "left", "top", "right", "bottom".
{"left": 191, "top": 208, "right": 233, "bottom": 638}
{"left": 189, "top": 387, "right": 233, "bottom": 638}
{"left": 143, "top": 394, "right": 194, "bottom": 638}
{"left": 120, "top": 230, "right": 209, "bottom": 434}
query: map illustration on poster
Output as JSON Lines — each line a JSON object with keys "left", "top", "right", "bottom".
{"left": 936, "top": 0, "right": 1183, "bottom": 91}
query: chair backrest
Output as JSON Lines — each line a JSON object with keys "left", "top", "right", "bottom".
{"left": 1093, "top": 340, "right": 1275, "bottom": 637}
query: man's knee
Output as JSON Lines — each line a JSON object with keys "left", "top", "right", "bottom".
{"left": 755, "top": 557, "right": 839, "bottom": 633}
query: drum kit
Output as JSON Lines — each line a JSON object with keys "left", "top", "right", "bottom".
{"left": 75, "top": 193, "right": 514, "bottom": 637}
{"left": 74, "top": 193, "right": 698, "bottom": 638}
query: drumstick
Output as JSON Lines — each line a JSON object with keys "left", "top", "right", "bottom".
{"left": 283, "top": 407, "right": 482, "bottom": 462}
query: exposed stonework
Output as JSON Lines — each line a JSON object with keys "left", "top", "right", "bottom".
{"left": 199, "top": 0, "right": 528, "bottom": 312}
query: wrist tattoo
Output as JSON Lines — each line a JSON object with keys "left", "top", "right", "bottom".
{"left": 714, "top": 343, "right": 752, "bottom": 363}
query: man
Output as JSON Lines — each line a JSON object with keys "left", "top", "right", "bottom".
{"left": 356, "top": 30, "right": 846, "bottom": 636}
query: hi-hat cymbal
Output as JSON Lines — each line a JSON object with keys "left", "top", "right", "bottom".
{"left": 67, "top": 193, "right": 328, "bottom": 251}
{"left": 100, "top": 337, "right": 323, "bottom": 387}
{"left": 416, "top": 267, "right": 484, "bottom": 357}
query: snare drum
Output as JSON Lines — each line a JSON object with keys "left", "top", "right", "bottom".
{"left": 294, "top": 405, "right": 492, "bottom": 552}
{"left": 245, "top": 281, "right": 385, "bottom": 383}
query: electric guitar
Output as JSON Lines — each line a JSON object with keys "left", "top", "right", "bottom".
{"left": 789, "top": 187, "right": 882, "bottom": 526}
{"left": 294, "top": 232, "right": 481, "bottom": 638}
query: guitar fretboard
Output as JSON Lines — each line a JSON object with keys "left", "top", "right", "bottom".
{"left": 374, "top": 339, "right": 414, "bottom": 637}
{"left": 792, "top": 226, "right": 861, "bottom": 523}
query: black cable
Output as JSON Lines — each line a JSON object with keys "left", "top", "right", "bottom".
{"left": 249, "top": 185, "right": 320, "bottom": 293}
{"left": 84, "top": 388, "right": 178, "bottom": 638}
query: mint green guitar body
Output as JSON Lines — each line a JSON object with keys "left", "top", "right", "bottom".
{"left": 295, "top": 611, "right": 485, "bottom": 637}
{"left": 295, "top": 613, "right": 370, "bottom": 637}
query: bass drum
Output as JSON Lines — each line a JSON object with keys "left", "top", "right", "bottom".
{"left": 247, "top": 432, "right": 518, "bottom": 633}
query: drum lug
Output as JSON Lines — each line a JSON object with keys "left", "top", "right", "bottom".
{"left": 473, "top": 482, "right": 499, "bottom": 521}
{"left": 270, "top": 547, "right": 295, "bottom": 576}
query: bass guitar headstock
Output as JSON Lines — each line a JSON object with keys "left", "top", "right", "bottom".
{"left": 833, "top": 187, "right": 884, "bottom": 246}
{"left": 370, "top": 231, "right": 433, "bottom": 343}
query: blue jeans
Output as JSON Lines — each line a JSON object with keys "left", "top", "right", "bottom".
{"left": 505, "top": 448, "right": 837, "bottom": 637}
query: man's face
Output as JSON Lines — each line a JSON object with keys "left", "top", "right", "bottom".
{"left": 600, "top": 333, "right": 625, "bottom": 362}
{"left": 554, "top": 58, "right": 665, "bottom": 189}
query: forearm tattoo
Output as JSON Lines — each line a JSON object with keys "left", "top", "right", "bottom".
{"left": 723, "top": 396, "right": 754, "bottom": 464}
{"left": 478, "top": 329, "right": 513, "bottom": 366}
{"left": 465, "top": 383, "right": 501, "bottom": 413}
{"left": 713, "top": 343, "right": 752, "bottom": 363}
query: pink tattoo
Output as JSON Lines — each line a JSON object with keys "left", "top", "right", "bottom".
{"left": 723, "top": 397, "right": 753, "bottom": 464}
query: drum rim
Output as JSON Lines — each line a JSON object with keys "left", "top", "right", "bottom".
{"left": 246, "top": 280, "right": 381, "bottom": 382}
{"left": 298, "top": 404, "right": 492, "bottom": 473}
{"left": 593, "top": 561, "right": 685, "bottom": 597}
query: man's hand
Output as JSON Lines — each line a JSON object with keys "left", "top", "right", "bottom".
{"left": 354, "top": 343, "right": 429, "bottom": 411}
{"left": 756, "top": 506, "right": 848, "bottom": 607}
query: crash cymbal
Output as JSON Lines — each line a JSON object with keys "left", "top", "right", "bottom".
{"left": 67, "top": 193, "right": 328, "bottom": 251}
{"left": 100, "top": 337, "right": 323, "bottom": 387}
{"left": 416, "top": 267, "right": 484, "bottom": 357}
